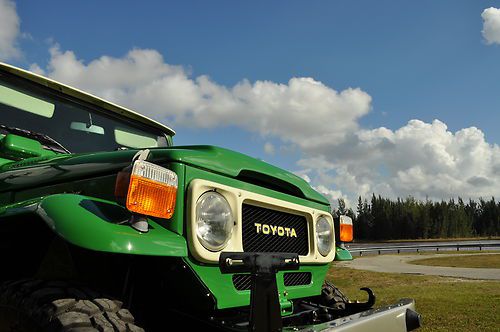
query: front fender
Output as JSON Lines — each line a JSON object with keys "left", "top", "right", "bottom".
{"left": 17, "top": 194, "right": 187, "bottom": 257}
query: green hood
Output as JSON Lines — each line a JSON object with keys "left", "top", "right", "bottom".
{"left": 0, "top": 145, "right": 329, "bottom": 205}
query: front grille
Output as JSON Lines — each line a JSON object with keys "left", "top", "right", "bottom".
{"left": 284, "top": 272, "right": 312, "bottom": 287}
{"left": 233, "top": 274, "right": 252, "bottom": 291}
{"left": 232, "top": 272, "right": 312, "bottom": 291}
{"left": 242, "top": 204, "right": 309, "bottom": 255}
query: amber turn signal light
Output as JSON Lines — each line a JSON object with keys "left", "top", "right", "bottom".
{"left": 339, "top": 215, "right": 353, "bottom": 242}
{"left": 124, "top": 160, "right": 178, "bottom": 219}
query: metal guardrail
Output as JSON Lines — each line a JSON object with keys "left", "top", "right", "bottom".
{"left": 347, "top": 242, "right": 500, "bottom": 256}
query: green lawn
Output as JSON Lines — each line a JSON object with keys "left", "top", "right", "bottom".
{"left": 410, "top": 254, "right": 500, "bottom": 269}
{"left": 327, "top": 264, "right": 500, "bottom": 332}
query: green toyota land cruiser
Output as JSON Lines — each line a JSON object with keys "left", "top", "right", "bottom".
{"left": 0, "top": 62, "right": 420, "bottom": 332}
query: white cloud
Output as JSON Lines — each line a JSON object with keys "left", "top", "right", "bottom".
{"left": 263, "top": 142, "right": 275, "bottom": 155}
{"left": 298, "top": 173, "right": 311, "bottom": 184}
{"left": 38, "top": 46, "right": 372, "bottom": 150}
{"left": 482, "top": 7, "right": 500, "bottom": 45}
{"left": 0, "top": 0, "right": 21, "bottom": 60}
{"left": 299, "top": 119, "right": 500, "bottom": 203}
{"left": 314, "top": 185, "right": 351, "bottom": 209}
{"left": 32, "top": 45, "right": 500, "bottom": 205}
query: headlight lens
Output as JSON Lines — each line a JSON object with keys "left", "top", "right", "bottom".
{"left": 196, "top": 191, "right": 234, "bottom": 251}
{"left": 316, "top": 216, "right": 333, "bottom": 256}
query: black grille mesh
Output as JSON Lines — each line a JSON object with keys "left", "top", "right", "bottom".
{"left": 241, "top": 204, "right": 309, "bottom": 255}
{"left": 284, "top": 272, "right": 312, "bottom": 287}
{"left": 232, "top": 274, "right": 252, "bottom": 291}
{"left": 232, "top": 273, "right": 312, "bottom": 291}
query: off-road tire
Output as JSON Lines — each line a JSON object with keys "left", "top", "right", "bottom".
{"left": 320, "top": 281, "right": 350, "bottom": 310}
{"left": 0, "top": 279, "right": 144, "bottom": 332}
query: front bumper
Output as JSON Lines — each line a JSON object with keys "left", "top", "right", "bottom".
{"left": 292, "top": 299, "right": 421, "bottom": 332}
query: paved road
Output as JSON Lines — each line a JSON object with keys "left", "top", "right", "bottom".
{"left": 336, "top": 253, "right": 500, "bottom": 280}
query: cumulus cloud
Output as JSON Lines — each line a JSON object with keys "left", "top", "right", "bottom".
{"left": 0, "top": 0, "right": 21, "bottom": 60}
{"left": 37, "top": 46, "right": 372, "bottom": 149}
{"left": 263, "top": 142, "right": 275, "bottom": 155}
{"left": 298, "top": 119, "right": 500, "bottom": 204}
{"left": 482, "top": 7, "right": 500, "bottom": 45}
{"left": 31, "top": 45, "right": 500, "bottom": 206}
{"left": 314, "top": 185, "right": 351, "bottom": 209}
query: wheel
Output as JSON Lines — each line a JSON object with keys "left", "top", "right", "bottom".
{"left": 0, "top": 279, "right": 145, "bottom": 331}
{"left": 320, "top": 281, "right": 350, "bottom": 310}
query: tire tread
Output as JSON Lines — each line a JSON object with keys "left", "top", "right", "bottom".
{"left": 0, "top": 279, "right": 145, "bottom": 332}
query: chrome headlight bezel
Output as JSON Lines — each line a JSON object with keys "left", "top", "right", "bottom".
{"left": 316, "top": 216, "right": 334, "bottom": 257}
{"left": 195, "top": 191, "right": 234, "bottom": 251}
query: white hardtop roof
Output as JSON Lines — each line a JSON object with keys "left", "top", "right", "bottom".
{"left": 0, "top": 62, "right": 175, "bottom": 136}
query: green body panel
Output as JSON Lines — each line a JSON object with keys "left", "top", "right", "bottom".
{"left": 155, "top": 145, "right": 328, "bottom": 205}
{"left": 334, "top": 246, "right": 353, "bottom": 261}
{"left": 185, "top": 257, "right": 330, "bottom": 312}
{"left": 0, "top": 134, "right": 11, "bottom": 167}
{"left": 1, "top": 194, "right": 188, "bottom": 257}
{"left": 0, "top": 145, "right": 328, "bottom": 206}
{"left": 0, "top": 158, "right": 11, "bottom": 167}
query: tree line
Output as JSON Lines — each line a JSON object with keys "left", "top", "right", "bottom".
{"left": 334, "top": 195, "right": 500, "bottom": 240}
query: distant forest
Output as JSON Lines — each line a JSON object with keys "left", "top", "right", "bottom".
{"left": 335, "top": 195, "right": 500, "bottom": 240}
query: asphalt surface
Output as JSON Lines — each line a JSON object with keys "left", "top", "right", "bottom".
{"left": 336, "top": 253, "right": 500, "bottom": 280}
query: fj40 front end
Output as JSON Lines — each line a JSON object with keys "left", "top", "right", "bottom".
{"left": 0, "top": 62, "right": 420, "bottom": 332}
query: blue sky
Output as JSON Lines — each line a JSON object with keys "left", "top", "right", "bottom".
{"left": 2, "top": 0, "right": 500, "bottom": 207}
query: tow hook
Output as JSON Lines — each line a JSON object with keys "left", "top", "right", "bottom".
{"left": 321, "top": 282, "right": 376, "bottom": 315}
{"left": 345, "top": 287, "right": 376, "bottom": 313}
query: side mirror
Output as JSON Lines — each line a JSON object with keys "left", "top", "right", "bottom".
{"left": 70, "top": 122, "right": 105, "bottom": 135}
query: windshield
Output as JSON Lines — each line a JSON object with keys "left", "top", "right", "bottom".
{"left": 0, "top": 74, "right": 170, "bottom": 154}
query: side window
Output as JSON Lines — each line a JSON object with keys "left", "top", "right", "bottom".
{"left": 114, "top": 127, "right": 159, "bottom": 148}
{"left": 0, "top": 82, "right": 55, "bottom": 118}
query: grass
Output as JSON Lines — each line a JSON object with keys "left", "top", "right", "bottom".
{"left": 410, "top": 254, "right": 500, "bottom": 269}
{"left": 327, "top": 264, "right": 500, "bottom": 332}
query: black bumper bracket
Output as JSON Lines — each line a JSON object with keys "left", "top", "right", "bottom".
{"left": 219, "top": 252, "right": 300, "bottom": 332}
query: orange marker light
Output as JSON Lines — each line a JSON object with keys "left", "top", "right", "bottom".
{"left": 126, "top": 160, "right": 178, "bottom": 219}
{"left": 339, "top": 215, "right": 354, "bottom": 242}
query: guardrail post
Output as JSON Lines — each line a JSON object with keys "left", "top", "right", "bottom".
{"left": 360, "top": 251, "right": 363, "bottom": 257}
{"left": 378, "top": 250, "right": 381, "bottom": 255}
{"left": 457, "top": 245, "right": 459, "bottom": 252}
{"left": 479, "top": 245, "right": 482, "bottom": 251}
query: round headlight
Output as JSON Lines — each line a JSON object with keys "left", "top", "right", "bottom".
{"left": 196, "top": 191, "right": 234, "bottom": 251}
{"left": 316, "top": 216, "right": 333, "bottom": 256}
